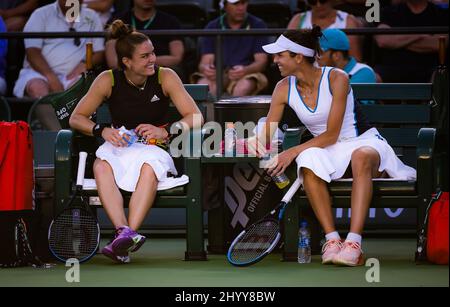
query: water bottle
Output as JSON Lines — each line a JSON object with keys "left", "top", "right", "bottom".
{"left": 298, "top": 221, "right": 311, "bottom": 263}
{"left": 260, "top": 155, "right": 290, "bottom": 189}
{"left": 224, "top": 122, "right": 236, "bottom": 157}
{"left": 114, "top": 126, "right": 137, "bottom": 155}
{"left": 272, "top": 172, "right": 290, "bottom": 189}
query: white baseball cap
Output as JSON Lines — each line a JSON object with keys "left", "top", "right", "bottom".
{"left": 220, "top": 0, "right": 242, "bottom": 9}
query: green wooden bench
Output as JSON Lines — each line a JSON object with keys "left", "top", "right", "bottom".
{"left": 280, "top": 83, "right": 438, "bottom": 262}
{"left": 54, "top": 84, "right": 209, "bottom": 261}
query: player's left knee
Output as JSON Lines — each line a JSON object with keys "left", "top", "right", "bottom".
{"left": 140, "top": 164, "right": 158, "bottom": 185}
{"left": 351, "top": 149, "right": 378, "bottom": 172}
{"left": 232, "top": 79, "right": 256, "bottom": 96}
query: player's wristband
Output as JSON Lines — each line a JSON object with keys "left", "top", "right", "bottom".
{"left": 92, "top": 123, "right": 108, "bottom": 138}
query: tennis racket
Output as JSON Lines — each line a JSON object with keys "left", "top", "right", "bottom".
{"left": 227, "top": 177, "right": 302, "bottom": 266}
{"left": 48, "top": 152, "right": 100, "bottom": 263}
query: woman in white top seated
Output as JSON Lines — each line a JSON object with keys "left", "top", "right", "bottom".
{"left": 287, "top": 0, "right": 362, "bottom": 61}
{"left": 248, "top": 27, "right": 416, "bottom": 267}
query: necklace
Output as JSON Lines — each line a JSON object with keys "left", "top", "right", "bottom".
{"left": 298, "top": 80, "right": 314, "bottom": 99}
{"left": 125, "top": 74, "right": 147, "bottom": 91}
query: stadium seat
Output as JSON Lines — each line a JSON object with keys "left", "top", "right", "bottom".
{"left": 156, "top": 0, "right": 209, "bottom": 29}
{"left": 248, "top": 0, "right": 296, "bottom": 28}
{"left": 113, "top": 0, "right": 132, "bottom": 14}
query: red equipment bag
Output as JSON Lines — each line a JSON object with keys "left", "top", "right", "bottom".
{"left": 0, "top": 121, "right": 34, "bottom": 211}
{"left": 426, "top": 192, "right": 449, "bottom": 265}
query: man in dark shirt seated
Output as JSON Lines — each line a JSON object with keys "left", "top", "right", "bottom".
{"left": 105, "top": 0, "right": 184, "bottom": 71}
{"left": 192, "top": 0, "right": 269, "bottom": 97}
{"left": 374, "top": 0, "right": 448, "bottom": 83}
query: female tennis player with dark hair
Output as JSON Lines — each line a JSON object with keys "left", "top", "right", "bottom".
{"left": 249, "top": 27, "right": 416, "bottom": 266}
{"left": 70, "top": 20, "right": 203, "bottom": 263}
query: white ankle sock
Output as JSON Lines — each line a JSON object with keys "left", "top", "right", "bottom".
{"left": 346, "top": 232, "right": 362, "bottom": 245}
{"left": 325, "top": 231, "right": 341, "bottom": 241}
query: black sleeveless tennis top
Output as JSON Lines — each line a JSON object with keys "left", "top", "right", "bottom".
{"left": 105, "top": 67, "right": 170, "bottom": 130}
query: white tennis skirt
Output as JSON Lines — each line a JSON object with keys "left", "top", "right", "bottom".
{"left": 96, "top": 142, "right": 189, "bottom": 192}
{"left": 295, "top": 128, "right": 416, "bottom": 184}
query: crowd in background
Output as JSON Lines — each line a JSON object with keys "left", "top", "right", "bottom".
{"left": 0, "top": 0, "right": 448, "bottom": 99}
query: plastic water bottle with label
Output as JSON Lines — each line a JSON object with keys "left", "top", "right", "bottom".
{"left": 298, "top": 221, "right": 311, "bottom": 263}
{"left": 113, "top": 126, "right": 137, "bottom": 155}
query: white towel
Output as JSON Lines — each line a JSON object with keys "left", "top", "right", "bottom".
{"left": 96, "top": 141, "right": 189, "bottom": 192}
{"left": 82, "top": 175, "right": 189, "bottom": 191}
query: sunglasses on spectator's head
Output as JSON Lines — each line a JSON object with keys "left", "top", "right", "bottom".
{"left": 69, "top": 27, "right": 81, "bottom": 47}
{"left": 307, "top": 0, "right": 328, "bottom": 5}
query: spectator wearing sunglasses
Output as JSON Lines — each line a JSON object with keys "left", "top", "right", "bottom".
{"left": 287, "top": 0, "right": 363, "bottom": 61}
{"left": 13, "top": 0, "right": 105, "bottom": 130}
{"left": 0, "top": 0, "right": 38, "bottom": 31}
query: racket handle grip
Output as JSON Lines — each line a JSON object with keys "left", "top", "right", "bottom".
{"left": 281, "top": 177, "right": 301, "bottom": 203}
{"left": 76, "top": 151, "right": 88, "bottom": 187}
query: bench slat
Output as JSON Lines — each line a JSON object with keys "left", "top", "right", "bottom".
{"left": 362, "top": 105, "right": 431, "bottom": 124}
{"left": 378, "top": 127, "right": 421, "bottom": 147}
{"left": 352, "top": 83, "right": 432, "bottom": 100}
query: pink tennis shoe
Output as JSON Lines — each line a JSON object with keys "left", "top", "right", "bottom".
{"left": 333, "top": 241, "right": 364, "bottom": 266}
{"left": 321, "top": 239, "right": 343, "bottom": 264}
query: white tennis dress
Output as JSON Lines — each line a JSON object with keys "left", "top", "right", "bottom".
{"left": 96, "top": 141, "right": 189, "bottom": 192}
{"left": 287, "top": 67, "right": 416, "bottom": 185}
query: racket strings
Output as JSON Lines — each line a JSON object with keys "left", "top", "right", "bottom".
{"left": 49, "top": 209, "right": 99, "bottom": 261}
{"left": 229, "top": 220, "right": 280, "bottom": 264}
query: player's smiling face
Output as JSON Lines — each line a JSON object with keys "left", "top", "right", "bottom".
{"left": 273, "top": 51, "right": 297, "bottom": 77}
{"left": 127, "top": 40, "right": 156, "bottom": 76}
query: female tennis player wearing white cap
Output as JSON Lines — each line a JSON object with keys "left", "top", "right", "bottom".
{"left": 249, "top": 27, "right": 416, "bottom": 266}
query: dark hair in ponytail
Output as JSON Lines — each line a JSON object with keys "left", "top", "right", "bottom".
{"left": 283, "top": 25, "right": 323, "bottom": 64}
{"left": 107, "top": 19, "right": 150, "bottom": 70}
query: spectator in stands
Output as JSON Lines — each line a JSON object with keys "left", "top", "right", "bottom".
{"left": 319, "top": 29, "right": 376, "bottom": 104}
{"left": 83, "top": 0, "right": 115, "bottom": 27}
{"left": 0, "top": 0, "right": 38, "bottom": 31}
{"left": 105, "top": 0, "right": 184, "bottom": 72}
{"left": 0, "top": 17, "right": 7, "bottom": 95}
{"left": 13, "top": 0, "right": 105, "bottom": 130}
{"left": 374, "top": 0, "right": 448, "bottom": 83}
{"left": 287, "top": 0, "right": 363, "bottom": 61}
{"left": 319, "top": 29, "right": 376, "bottom": 83}
{"left": 69, "top": 20, "right": 203, "bottom": 264}
{"left": 193, "top": 0, "right": 269, "bottom": 97}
